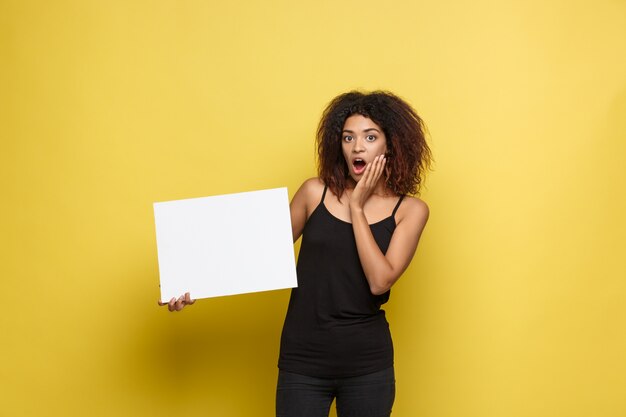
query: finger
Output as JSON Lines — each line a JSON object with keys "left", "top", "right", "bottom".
{"left": 372, "top": 156, "right": 386, "bottom": 183}
{"left": 362, "top": 157, "right": 373, "bottom": 187}
{"left": 168, "top": 297, "right": 176, "bottom": 312}
{"left": 360, "top": 157, "right": 374, "bottom": 185}
{"left": 372, "top": 154, "right": 383, "bottom": 176}
{"left": 365, "top": 155, "right": 380, "bottom": 187}
{"left": 175, "top": 295, "right": 186, "bottom": 311}
{"left": 374, "top": 155, "right": 386, "bottom": 183}
{"left": 184, "top": 292, "right": 196, "bottom": 305}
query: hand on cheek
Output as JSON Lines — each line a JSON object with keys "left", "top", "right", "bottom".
{"left": 351, "top": 155, "right": 386, "bottom": 210}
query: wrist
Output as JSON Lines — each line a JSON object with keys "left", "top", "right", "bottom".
{"left": 350, "top": 205, "right": 364, "bottom": 215}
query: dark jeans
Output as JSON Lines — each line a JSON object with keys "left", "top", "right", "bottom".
{"left": 276, "top": 367, "right": 395, "bottom": 417}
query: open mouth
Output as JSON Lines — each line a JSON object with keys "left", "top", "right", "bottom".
{"left": 352, "top": 158, "right": 367, "bottom": 175}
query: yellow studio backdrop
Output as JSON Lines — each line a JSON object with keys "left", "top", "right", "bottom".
{"left": 1, "top": 0, "right": 625, "bottom": 416}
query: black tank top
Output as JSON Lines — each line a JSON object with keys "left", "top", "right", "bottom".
{"left": 278, "top": 186, "right": 405, "bottom": 378}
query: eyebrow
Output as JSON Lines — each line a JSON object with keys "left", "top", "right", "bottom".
{"left": 342, "top": 128, "right": 381, "bottom": 134}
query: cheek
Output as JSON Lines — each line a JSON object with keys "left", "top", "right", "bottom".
{"left": 341, "top": 144, "right": 350, "bottom": 159}
{"left": 377, "top": 141, "right": 388, "bottom": 155}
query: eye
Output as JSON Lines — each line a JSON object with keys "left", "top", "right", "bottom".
{"left": 366, "top": 135, "right": 376, "bottom": 142}
{"left": 343, "top": 135, "right": 353, "bottom": 142}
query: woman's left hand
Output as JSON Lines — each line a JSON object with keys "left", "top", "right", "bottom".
{"left": 350, "top": 154, "right": 386, "bottom": 210}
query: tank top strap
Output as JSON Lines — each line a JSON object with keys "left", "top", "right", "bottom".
{"left": 320, "top": 185, "right": 328, "bottom": 204}
{"left": 391, "top": 195, "right": 405, "bottom": 217}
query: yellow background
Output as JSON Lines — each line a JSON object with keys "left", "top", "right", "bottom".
{"left": 2, "top": 0, "right": 625, "bottom": 416}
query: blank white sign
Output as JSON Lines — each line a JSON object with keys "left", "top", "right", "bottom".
{"left": 153, "top": 187, "right": 297, "bottom": 301}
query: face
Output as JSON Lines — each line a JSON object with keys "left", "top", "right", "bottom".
{"left": 341, "top": 114, "right": 388, "bottom": 182}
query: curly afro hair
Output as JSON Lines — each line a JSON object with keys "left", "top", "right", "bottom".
{"left": 317, "top": 90, "right": 432, "bottom": 197}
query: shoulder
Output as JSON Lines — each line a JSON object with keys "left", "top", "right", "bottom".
{"left": 396, "top": 196, "right": 429, "bottom": 226}
{"left": 292, "top": 177, "right": 325, "bottom": 208}
{"left": 299, "top": 177, "right": 325, "bottom": 194}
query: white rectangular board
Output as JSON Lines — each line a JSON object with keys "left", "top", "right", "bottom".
{"left": 153, "top": 187, "right": 297, "bottom": 301}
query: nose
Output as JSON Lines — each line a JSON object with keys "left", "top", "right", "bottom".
{"left": 352, "top": 137, "right": 365, "bottom": 153}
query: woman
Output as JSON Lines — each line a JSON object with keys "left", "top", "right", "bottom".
{"left": 161, "top": 91, "right": 431, "bottom": 417}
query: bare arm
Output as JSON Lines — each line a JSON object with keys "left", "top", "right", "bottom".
{"left": 289, "top": 177, "right": 322, "bottom": 242}
{"left": 350, "top": 156, "right": 429, "bottom": 295}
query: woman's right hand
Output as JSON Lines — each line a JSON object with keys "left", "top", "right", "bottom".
{"left": 158, "top": 292, "right": 195, "bottom": 312}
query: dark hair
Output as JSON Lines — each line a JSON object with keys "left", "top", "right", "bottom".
{"left": 317, "top": 90, "right": 432, "bottom": 197}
